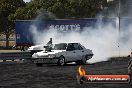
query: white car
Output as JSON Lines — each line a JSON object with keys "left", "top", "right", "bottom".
{"left": 32, "top": 43, "right": 93, "bottom": 66}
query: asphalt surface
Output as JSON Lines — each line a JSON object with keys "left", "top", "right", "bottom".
{"left": 0, "top": 57, "right": 131, "bottom": 88}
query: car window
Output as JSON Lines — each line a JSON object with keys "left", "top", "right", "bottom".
{"left": 53, "top": 43, "right": 67, "bottom": 50}
{"left": 73, "top": 43, "right": 83, "bottom": 50}
{"left": 78, "top": 45, "right": 83, "bottom": 50}
{"left": 67, "top": 43, "right": 75, "bottom": 51}
{"left": 67, "top": 43, "right": 83, "bottom": 51}
{"left": 73, "top": 43, "right": 79, "bottom": 50}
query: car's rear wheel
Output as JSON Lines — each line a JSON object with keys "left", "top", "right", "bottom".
{"left": 36, "top": 63, "right": 43, "bottom": 67}
{"left": 81, "top": 56, "right": 87, "bottom": 64}
{"left": 76, "top": 56, "right": 88, "bottom": 65}
{"left": 57, "top": 56, "right": 65, "bottom": 66}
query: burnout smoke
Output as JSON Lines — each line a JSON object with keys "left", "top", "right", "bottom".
{"left": 29, "top": 8, "right": 132, "bottom": 64}
{"left": 29, "top": 21, "right": 125, "bottom": 63}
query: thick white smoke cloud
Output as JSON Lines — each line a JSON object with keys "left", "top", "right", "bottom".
{"left": 28, "top": 0, "right": 132, "bottom": 64}
{"left": 119, "top": 23, "right": 132, "bottom": 56}
{"left": 29, "top": 21, "right": 131, "bottom": 64}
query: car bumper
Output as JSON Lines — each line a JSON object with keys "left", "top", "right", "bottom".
{"left": 32, "top": 57, "right": 59, "bottom": 64}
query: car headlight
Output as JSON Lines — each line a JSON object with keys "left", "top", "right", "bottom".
{"left": 48, "top": 54, "right": 56, "bottom": 58}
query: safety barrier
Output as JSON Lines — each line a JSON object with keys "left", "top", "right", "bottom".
{"left": 0, "top": 51, "right": 32, "bottom": 63}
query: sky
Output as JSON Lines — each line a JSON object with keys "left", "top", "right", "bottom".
{"left": 23, "top": 0, "right": 31, "bottom": 2}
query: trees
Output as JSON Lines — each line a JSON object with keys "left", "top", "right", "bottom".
{"left": 12, "top": 0, "right": 105, "bottom": 19}
{"left": 44, "top": 0, "right": 104, "bottom": 18}
{"left": 10, "top": 0, "right": 39, "bottom": 20}
{"left": 68, "top": 0, "right": 103, "bottom": 18}
{"left": 0, "top": 0, "right": 25, "bottom": 48}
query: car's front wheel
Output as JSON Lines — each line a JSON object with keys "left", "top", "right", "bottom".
{"left": 57, "top": 56, "right": 65, "bottom": 66}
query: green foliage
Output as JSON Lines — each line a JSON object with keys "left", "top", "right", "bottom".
{"left": 0, "top": 0, "right": 25, "bottom": 48}
{"left": 12, "top": 0, "right": 105, "bottom": 19}
{"left": 0, "top": 0, "right": 25, "bottom": 13}
{"left": 0, "top": 0, "right": 25, "bottom": 32}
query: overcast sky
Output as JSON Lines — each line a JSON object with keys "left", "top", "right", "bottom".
{"left": 23, "top": 0, "right": 31, "bottom": 2}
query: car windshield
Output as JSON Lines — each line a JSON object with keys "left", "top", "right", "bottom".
{"left": 52, "top": 43, "right": 67, "bottom": 50}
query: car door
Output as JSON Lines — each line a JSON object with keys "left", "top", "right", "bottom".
{"left": 65, "top": 43, "right": 76, "bottom": 62}
{"left": 73, "top": 43, "right": 84, "bottom": 61}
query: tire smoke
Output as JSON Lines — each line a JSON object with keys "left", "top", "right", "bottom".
{"left": 29, "top": 20, "right": 131, "bottom": 64}
{"left": 28, "top": 1, "right": 132, "bottom": 63}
